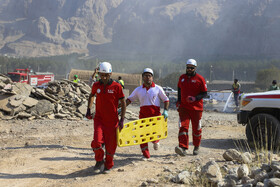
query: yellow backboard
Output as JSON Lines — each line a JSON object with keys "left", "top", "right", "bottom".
{"left": 117, "top": 115, "right": 168, "bottom": 147}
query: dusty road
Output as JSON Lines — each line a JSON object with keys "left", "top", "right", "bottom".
{"left": 0, "top": 105, "right": 245, "bottom": 187}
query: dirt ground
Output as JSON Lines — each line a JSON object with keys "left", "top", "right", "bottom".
{"left": 0, "top": 105, "right": 246, "bottom": 187}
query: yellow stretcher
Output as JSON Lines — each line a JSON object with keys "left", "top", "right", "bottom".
{"left": 117, "top": 115, "right": 168, "bottom": 147}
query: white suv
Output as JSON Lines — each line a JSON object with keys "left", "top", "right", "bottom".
{"left": 237, "top": 90, "right": 280, "bottom": 149}
{"left": 162, "top": 86, "right": 177, "bottom": 95}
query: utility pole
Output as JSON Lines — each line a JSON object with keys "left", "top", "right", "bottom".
{"left": 210, "top": 65, "right": 213, "bottom": 82}
{"left": 95, "top": 58, "right": 99, "bottom": 68}
{"left": 232, "top": 70, "right": 235, "bottom": 81}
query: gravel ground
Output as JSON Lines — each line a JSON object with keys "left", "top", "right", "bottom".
{"left": 0, "top": 105, "right": 246, "bottom": 187}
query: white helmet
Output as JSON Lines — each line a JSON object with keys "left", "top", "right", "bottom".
{"left": 99, "top": 62, "right": 112, "bottom": 73}
{"left": 143, "top": 68, "right": 153, "bottom": 76}
{"left": 186, "top": 59, "right": 197, "bottom": 67}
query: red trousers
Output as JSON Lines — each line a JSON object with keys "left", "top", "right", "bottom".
{"left": 139, "top": 115, "right": 160, "bottom": 159}
{"left": 140, "top": 140, "right": 159, "bottom": 158}
{"left": 178, "top": 108, "right": 202, "bottom": 149}
{"left": 91, "top": 119, "right": 118, "bottom": 169}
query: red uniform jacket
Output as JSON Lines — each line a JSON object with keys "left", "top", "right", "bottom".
{"left": 178, "top": 73, "right": 207, "bottom": 111}
{"left": 91, "top": 79, "right": 124, "bottom": 126}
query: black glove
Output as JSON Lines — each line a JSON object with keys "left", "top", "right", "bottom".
{"left": 85, "top": 108, "right": 92, "bottom": 119}
{"left": 118, "top": 118, "right": 124, "bottom": 130}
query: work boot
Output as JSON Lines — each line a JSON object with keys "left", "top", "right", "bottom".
{"left": 103, "top": 167, "right": 111, "bottom": 174}
{"left": 93, "top": 160, "right": 104, "bottom": 174}
{"left": 141, "top": 156, "right": 150, "bottom": 161}
{"left": 153, "top": 142, "right": 160, "bottom": 150}
{"left": 193, "top": 146, "right": 199, "bottom": 155}
{"left": 175, "top": 146, "right": 188, "bottom": 156}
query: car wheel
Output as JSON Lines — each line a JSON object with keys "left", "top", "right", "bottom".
{"left": 246, "top": 113, "right": 280, "bottom": 150}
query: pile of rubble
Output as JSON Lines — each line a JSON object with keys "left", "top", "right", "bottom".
{"left": 0, "top": 74, "right": 139, "bottom": 121}
{"left": 0, "top": 74, "right": 92, "bottom": 120}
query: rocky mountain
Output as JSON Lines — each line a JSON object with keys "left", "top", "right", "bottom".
{"left": 0, "top": 0, "right": 279, "bottom": 59}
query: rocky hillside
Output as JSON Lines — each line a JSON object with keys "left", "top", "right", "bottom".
{"left": 0, "top": 0, "right": 279, "bottom": 59}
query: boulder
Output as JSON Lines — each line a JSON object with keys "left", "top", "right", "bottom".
{"left": 201, "top": 161, "right": 223, "bottom": 184}
{"left": 237, "top": 164, "right": 249, "bottom": 179}
{"left": 55, "top": 113, "right": 69, "bottom": 118}
{"left": 11, "top": 104, "right": 26, "bottom": 116}
{"left": 223, "top": 149, "right": 242, "bottom": 161}
{"left": 173, "top": 170, "right": 191, "bottom": 184}
{"left": 0, "top": 82, "right": 6, "bottom": 89}
{"left": 264, "top": 178, "right": 280, "bottom": 186}
{"left": 9, "top": 95, "right": 25, "bottom": 107}
{"left": 0, "top": 74, "right": 12, "bottom": 84}
{"left": 28, "top": 99, "right": 54, "bottom": 116}
{"left": 239, "top": 152, "right": 253, "bottom": 164}
{"left": 22, "top": 97, "right": 38, "bottom": 107}
{"left": 271, "top": 161, "right": 280, "bottom": 171}
{"left": 0, "top": 95, "right": 13, "bottom": 113}
{"left": 77, "top": 103, "right": 87, "bottom": 115}
{"left": 12, "top": 82, "right": 33, "bottom": 96}
{"left": 17, "top": 112, "right": 32, "bottom": 118}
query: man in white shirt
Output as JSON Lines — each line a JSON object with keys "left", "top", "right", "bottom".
{"left": 125, "top": 68, "right": 169, "bottom": 159}
{"left": 89, "top": 68, "right": 99, "bottom": 86}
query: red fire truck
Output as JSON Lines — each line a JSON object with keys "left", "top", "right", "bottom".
{"left": 7, "top": 68, "right": 55, "bottom": 86}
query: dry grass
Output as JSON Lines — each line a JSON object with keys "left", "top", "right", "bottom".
{"left": 234, "top": 116, "right": 279, "bottom": 167}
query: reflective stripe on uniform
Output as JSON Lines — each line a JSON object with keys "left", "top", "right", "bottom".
{"left": 106, "top": 152, "right": 114, "bottom": 157}
{"left": 92, "top": 147, "right": 102, "bottom": 151}
{"left": 179, "top": 132, "right": 188, "bottom": 136}
{"left": 193, "top": 133, "right": 202, "bottom": 137}
{"left": 141, "top": 146, "right": 148, "bottom": 151}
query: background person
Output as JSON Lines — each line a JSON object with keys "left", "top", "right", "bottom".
{"left": 175, "top": 59, "right": 207, "bottom": 156}
{"left": 268, "top": 80, "right": 280, "bottom": 91}
{"left": 73, "top": 74, "right": 80, "bottom": 83}
{"left": 86, "top": 62, "right": 126, "bottom": 174}
{"left": 232, "top": 79, "right": 241, "bottom": 107}
{"left": 89, "top": 68, "right": 99, "bottom": 86}
{"left": 118, "top": 76, "right": 124, "bottom": 88}
{"left": 125, "top": 68, "right": 169, "bottom": 159}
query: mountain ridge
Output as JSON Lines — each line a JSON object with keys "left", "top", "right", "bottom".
{"left": 0, "top": 0, "right": 279, "bottom": 59}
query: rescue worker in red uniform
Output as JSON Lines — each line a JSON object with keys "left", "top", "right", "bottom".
{"left": 86, "top": 62, "right": 126, "bottom": 174}
{"left": 175, "top": 59, "right": 207, "bottom": 156}
{"left": 125, "top": 68, "right": 169, "bottom": 159}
